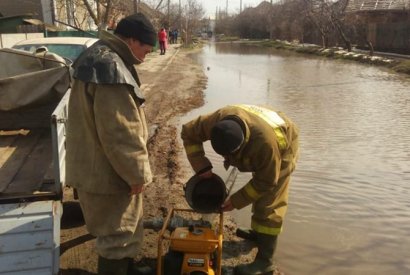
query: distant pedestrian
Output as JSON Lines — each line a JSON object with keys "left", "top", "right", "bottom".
{"left": 168, "top": 29, "right": 174, "bottom": 44}
{"left": 181, "top": 29, "right": 186, "bottom": 45}
{"left": 173, "top": 29, "right": 179, "bottom": 44}
{"left": 158, "top": 28, "right": 167, "bottom": 55}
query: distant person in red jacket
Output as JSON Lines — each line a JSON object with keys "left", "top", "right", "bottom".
{"left": 158, "top": 28, "right": 167, "bottom": 55}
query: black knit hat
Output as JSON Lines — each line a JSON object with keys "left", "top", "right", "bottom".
{"left": 211, "top": 119, "right": 244, "bottom": 155}
{"left": 114, "top": 13, "right": 156, "bottom": 46}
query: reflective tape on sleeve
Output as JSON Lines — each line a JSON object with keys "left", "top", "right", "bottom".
{"left": 185, "top": 144, "right": 203, "bottom": 155}
{"left": 244, "top": 183, "right": 263, "bottom": 200}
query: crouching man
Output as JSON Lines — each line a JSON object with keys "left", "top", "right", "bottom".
{"left": 181, "top": 105, "right": 299, "bottom": 275}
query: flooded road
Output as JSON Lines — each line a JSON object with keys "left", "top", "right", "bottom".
{"left": 179, "top": 42, "right": 410, "bottom": 274}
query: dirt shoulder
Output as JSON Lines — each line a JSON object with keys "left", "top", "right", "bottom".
{"left": 59, "top": 43, "right": 277, "bottom": 275}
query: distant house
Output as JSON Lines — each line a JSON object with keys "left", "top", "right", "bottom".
{"left": 0, "top": 0, "right": 53, "bottom": 24}
{"left": 346, "top": 0, "right": 410, "bottom": 53}
{"left": 0, "top": 0, "right": 162, "bottom": 33}
{"left": 0, "top": 0, "right": 96, "bottom": 31}
{"left": 0, "top": 14, "right": 59, "bottom": 34}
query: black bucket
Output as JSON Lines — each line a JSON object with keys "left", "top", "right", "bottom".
{"left": 184, "top": 174, "right": 227, "bottom": 213}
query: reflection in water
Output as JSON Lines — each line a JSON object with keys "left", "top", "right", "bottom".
{"left": 181, "top": 43, "right": 410, "bottom": 274}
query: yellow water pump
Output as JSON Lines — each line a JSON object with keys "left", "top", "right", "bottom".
{"left": 156, "top": 208, "right": 223, "bottom": 275}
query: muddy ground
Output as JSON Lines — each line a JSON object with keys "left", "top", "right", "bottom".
{"left": 59, "top": 44, "right": 281, "bottom": 275}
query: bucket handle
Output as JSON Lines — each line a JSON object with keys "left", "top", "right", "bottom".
{"left": 225, "top": 167, "right": 239, "bottom": 197}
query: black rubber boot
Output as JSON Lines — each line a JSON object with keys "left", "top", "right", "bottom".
{"left": 98, "top": 256, "right": 129, "bottom": 275}
{"left": 236, "top": 227, "right": 257, "bottom": 242}
{"left": 127, "top": 258, "right": 153, "bottom": 275}
{"left": 234, "top": 233, "right": 277, "bottom": 275}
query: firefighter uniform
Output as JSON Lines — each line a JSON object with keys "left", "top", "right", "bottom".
{"left": 182, "top": 104, "right": 299, "bottom": 233}
{"left": 66, "top": 13, "right": 156, "bottom": 274}
{"left": 181, "top": 105, "right": 299, "bottom": 275}
{"left": 181, "top": 105, "right": 299, "bottom": 274}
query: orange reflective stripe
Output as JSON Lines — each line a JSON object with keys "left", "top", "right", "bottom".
{"left": 251, "top": 220, "right": 282, "bottom": 235}
{"left": 235, "top": 105, "right": 287, "bottom": 150}
{"left": 185, "top": 144, "right": 203, "bottom": 155}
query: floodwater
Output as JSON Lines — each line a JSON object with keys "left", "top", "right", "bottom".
{"left": 178, "top": 42, "right": 410, "bottom": 275}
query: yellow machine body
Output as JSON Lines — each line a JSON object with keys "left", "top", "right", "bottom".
{"left": 170, "top": 227, "right": 218, "bottom": 253}
{"left": 170, "top": 227, "right": 218, "bottom": 274}
{"left": 157, "top": 208, "right": 223, "bottom": 275}
{"left": 180, "top": 252, "right": 215, "bottom": 275}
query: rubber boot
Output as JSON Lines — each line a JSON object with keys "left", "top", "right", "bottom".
{"left": 236, "top": 227, "right": 257, "bottom": 242}
{"left": 234, "top": 233, "right": 277, "bottom": 275}
{"left": 127, "top": 258, "right": 153, "bottom": 275}
{"left": 98, "top": 256, "right": 129, "bottom": 275}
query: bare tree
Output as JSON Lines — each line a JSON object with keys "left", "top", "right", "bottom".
{"left": 153, "top": 0, "right": 204, "bottom": 45}
{"left": 302, "top": 0, "right": 334, "bottom": 48}
{"left": 348, "top": 14, "right": 374, "bottom": 55}
{"left": 227, "top": 3, "right": 271, "bottom": 39}
{"left": 182, "top": 0, "right": 205, "bottom": 45}
{"left": 301, "top": 0, "right": 352, "bottom": 50}
{"left": 82, "top": 0, "right": 127, "bottom": 30}
{"left": 324, "top": 0, "right": 352, "bottom": 51}
{"left": 54, "top": 0, "right": 129, "bottom": 31}
{"left": 270, "top": 0, "right": 308, "bottom": 42}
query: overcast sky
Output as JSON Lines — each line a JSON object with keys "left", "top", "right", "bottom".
{"left": 197, "top": 0, "right": 267, "bottom": 17}
{"left": 150, "top": 1, "right": 267, "bottom": 18}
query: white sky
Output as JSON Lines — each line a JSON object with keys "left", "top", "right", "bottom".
{"left": 148, "top": 1, "right": 268, "bottom": 18}
{"left": 182, "top": 0, "right": 267, "bottom": 17}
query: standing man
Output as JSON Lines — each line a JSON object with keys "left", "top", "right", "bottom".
{"left": 158, "top": 28, "right": 167, "bottom": 55}
{"left": 181, "top": 105, "right": 299, "bottom": 275}
{"left": 173, "top": 29, "right": 179, "bottom": 44}
{"left": 66, "top": 13, "right": 156, "bottom": 275}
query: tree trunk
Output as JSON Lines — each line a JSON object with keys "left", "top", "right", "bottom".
{"left": 102, "top": 0, "right": 112, "bottom": 30}
{"left": 82, "top": 0, "right": 99, "bottom": 27}
{"left": 321, "top": 34, "right": 328, "bottom": 48}
{"left": 334, "top": 21, "right": 351, "bottom": 51}
{"left": 366, "top": 41, "right": 374, "bottom": 56}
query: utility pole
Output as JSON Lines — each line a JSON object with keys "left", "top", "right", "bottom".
{"left": 184, "top": 3, "right": 188, "bottom": 46}
{"left": 133, "top": 0, "right": 140, "bottom": 13}
{"left": 240, "top": 0, "right": 242, "bottom": 13}
{"left": 179, "top": 0, "right": 182, "bottom": 41}
{"left": 167, "top": 0, "right": 170, "bottom": 27}
{"left": 50, "top": 0, "right": 56, "bottom": 25}
{"left": 226, "top": 0, "right": 228, "bottom": 16}
{"left": 65, "top": 0, "right": 75, "bottom": 26}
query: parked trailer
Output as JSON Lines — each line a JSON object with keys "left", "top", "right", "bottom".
{"left": 0, "top": 48, "right": 70, "bottom": 274}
